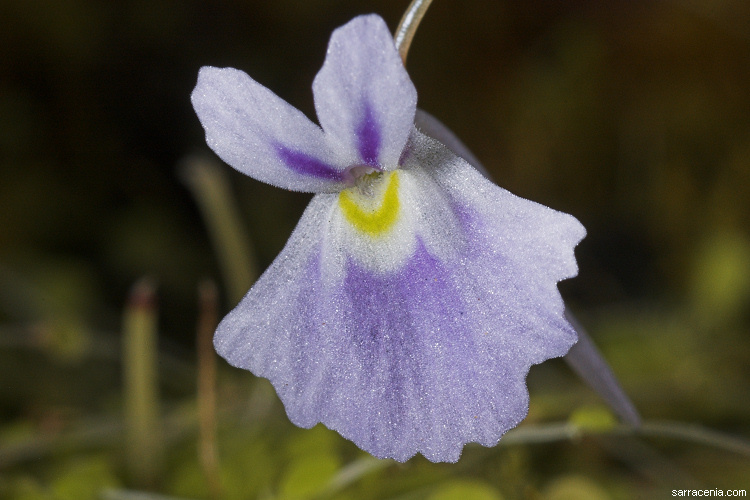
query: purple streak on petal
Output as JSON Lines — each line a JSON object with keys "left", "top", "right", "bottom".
{"left": 327, "top": 240, "right": 520, "bottom": 460}
{"left": 356, "top": 101, "right": 381, "bottom": 166}
{"left": 339, "top": 243, "right": 457, "bottom": 450}
{"left": 276, "top": 145, "right": 345, "bottom": 181}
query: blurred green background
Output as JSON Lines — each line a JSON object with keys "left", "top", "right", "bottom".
{"left": 1, "top": 0, "right": 749, "bottom": 499}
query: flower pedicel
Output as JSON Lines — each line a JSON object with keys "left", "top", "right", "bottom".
{"left": 191, "top": 14, "right": 585, "bottom": 462}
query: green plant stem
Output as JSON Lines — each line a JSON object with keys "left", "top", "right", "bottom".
{"left": 101, "top": 488, "right": 194, "bottom": 500}
{"left": 637, "top": 421, "right": 750, "bottom": 456}
{"left": 122, "top": 279, "right": 163, "bottom": 487}
{"left": 0, "top": 404, "right": 196, "bottom": 469}
{"left": 2, "top": 413, "right": 747, "bottom": 471}
{"left": 180, "top": 155, "right": 257, "bottom": 305}
{"left": 500, "top": 420, "right": 750, "bottom": 456}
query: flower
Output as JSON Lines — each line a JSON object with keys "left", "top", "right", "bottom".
{"left": 191, "top": 14, "right": 585, "bottom": 463}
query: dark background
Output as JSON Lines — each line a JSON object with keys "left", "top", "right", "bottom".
{"left": 1, "top": 0, "right": 749, "bottom": 498}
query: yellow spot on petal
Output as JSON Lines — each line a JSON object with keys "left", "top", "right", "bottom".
{"left": 339, "top": 171, "right": 400, "bottom": 236}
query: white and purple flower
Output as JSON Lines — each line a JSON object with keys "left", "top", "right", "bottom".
{"left": 191, "top": 14, "right": 585, "bottom": 462}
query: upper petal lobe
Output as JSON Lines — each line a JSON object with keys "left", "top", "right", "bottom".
{"left": 192, "top": 66, "right": 348, "bottom": 192}
{"left": 313, "top": 15, "right": 417, "bottom": 170}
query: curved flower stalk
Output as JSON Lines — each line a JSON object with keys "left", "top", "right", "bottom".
{"left": 191, "top": 15, "right": 585, "bottom": 463}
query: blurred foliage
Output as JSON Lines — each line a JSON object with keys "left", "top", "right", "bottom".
{"left": 1, "top": 0, "right": 749, "bottom": 499}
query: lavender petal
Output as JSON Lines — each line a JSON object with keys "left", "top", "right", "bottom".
{"left": 192, "top": 66, "right": 347, "bottom": 193}
{"left": 313, "top": 15, "right": 416, "bottom": 169}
